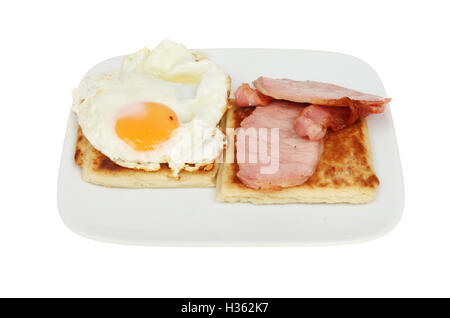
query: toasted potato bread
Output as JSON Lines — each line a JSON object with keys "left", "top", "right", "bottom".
{"left": 75, "top": 127, "right": 219, "bottom": 188}
{"left": 216, "top": 104, "right": 379, "bottom": 204}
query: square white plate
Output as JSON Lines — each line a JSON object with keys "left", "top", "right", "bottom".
{"left": 58, "top": 49, "right": 404, "bottom": 246}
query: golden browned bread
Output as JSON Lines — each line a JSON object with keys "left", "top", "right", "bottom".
{"left": 216, "top": 104, "right": 380, "bottom": 204}
{"left": 75, "top": 127, "right": 219, "bottom": 188}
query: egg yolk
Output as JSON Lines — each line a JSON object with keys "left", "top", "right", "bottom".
{"left": 157, "top": 73, "right": 202, "bottom": 85}
{"left": 115, "top": 102, "right": 179, "bottom": 152}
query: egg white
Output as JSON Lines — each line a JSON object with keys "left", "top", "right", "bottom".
{"left": 72, "top": 40, "right": 230, "bottom": 175}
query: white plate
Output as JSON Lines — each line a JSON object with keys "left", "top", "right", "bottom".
{"left": 58, "top": 49, "right": 404, "bottom": 246}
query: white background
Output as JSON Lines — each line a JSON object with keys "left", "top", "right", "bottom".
{"left": 1, "top": 0, "right": 448, "bottom": 298}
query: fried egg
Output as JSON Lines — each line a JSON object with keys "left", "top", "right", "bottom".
{"left": 72, "top": 40, "right": 230, "bottom": 175}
